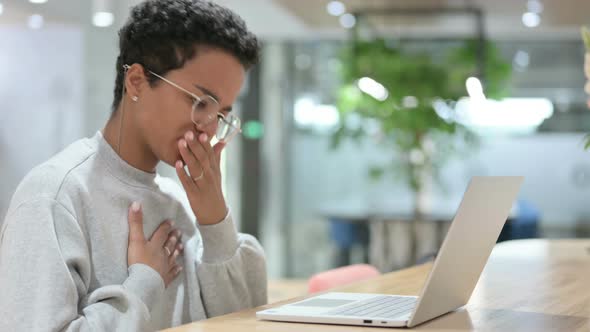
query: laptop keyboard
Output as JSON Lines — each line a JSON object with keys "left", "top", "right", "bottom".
{"left": 325, "top": 296, "right": 417, "bottom": 320}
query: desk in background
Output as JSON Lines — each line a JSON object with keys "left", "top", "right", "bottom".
{"left": 322, "top": 199, "right": 537, "bottom": 270}
{"left": 163, "top": 239, "right": 590, "bottom": 332}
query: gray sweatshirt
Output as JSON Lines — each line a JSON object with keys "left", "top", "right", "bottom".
{"left": 0, "top": 132, "right": 267, "bottom": 331}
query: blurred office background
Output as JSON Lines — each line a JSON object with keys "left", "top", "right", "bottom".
{"left": 1, "top": 0, "right": 589, "bottom": 289}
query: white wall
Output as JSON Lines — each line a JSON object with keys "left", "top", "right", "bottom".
{"left": 0, "top": 18, "right": 243, "bottom": 227}
{"left": 0, "top": 26, "right": 84, "bottom": 219}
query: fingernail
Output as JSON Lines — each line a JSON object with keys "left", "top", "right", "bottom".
{"left": 186, "top": 131, "right": 194, "bottom": 141}
{"left": 181, "top": 139, "right": 187, "bottom": 148}
{"left": 177, "top": 266, "right": 183, "bottom": 273}
{"left": 200, "top": 133, "right": 208, "bottom": 142}
{"left": 131, "top": 201, "right": 141, "bottom": 212}
{"left": 169, "top": 220, "right": 175, "bottom": 227}
{"left": 179, "top": 244, "right": 184, "bottom": 250}
{"left": 175, "top": 160, "right": 182, "bottom": 168}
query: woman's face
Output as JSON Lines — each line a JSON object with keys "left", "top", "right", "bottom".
{"left": 136, "top": 48, "right": 245, "bottom": 167}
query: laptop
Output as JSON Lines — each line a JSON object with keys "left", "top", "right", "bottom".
{"left": 257, "top": 176, "right": 524, "bottom": 328}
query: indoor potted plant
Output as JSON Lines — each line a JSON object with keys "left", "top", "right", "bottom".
{"left": 332, "top": 38, "right": 511, "bottom": 262}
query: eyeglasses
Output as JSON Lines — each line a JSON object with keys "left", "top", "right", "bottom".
{"left": 124, "top": 65, "right": 242, "bottom": 143}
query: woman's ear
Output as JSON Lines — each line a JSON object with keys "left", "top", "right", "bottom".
{"left": 123, "top": 63, "right": 148, "bottom": 102}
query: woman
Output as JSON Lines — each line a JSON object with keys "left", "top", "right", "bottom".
{"left": 0, "top": 0, "right": 266, "bottom": 331}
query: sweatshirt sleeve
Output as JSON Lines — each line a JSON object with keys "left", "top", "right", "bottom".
{"left": 0, "top": 198, "right": 165, "bottom": 332}
{"left": 194, "top": 211, "right": 268, "bottom": 318}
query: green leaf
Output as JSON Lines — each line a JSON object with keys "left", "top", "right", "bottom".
{"left": 582, "top": 26, "right": 590, "bottom": 51}
{"left": 368, "top": 166, "right": 386, "bottom": 181}
{"left": 331, "top": 37, "right": 507, "bottom": 192}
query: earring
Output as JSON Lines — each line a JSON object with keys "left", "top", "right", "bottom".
{"left": 131, "top": 96, "right": 138, "bottom": 102}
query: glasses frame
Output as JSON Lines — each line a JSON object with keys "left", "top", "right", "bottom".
{"left": 123, "top": 64, "right": 242, "bottom": 143}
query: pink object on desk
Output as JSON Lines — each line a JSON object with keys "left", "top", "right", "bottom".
{"left": 307, "top": 264, "right": 381, "bottom": 293}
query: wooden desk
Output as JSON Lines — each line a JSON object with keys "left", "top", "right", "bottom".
{"left": 267, "top": 279, "right": 307, "bottom": 304}
{"left": 163, "top": 239, "right": 590, "bottom": 331}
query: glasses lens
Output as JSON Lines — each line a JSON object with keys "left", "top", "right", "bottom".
{"left": 216, "top": 114, "right": 241, "bottom": 142}
{"left": 191, "top": 95, "right": 220, "bottom": 126}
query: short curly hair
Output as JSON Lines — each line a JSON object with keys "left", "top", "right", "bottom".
{"left": 111, "top": 0, "right": 260, "bottom": 112}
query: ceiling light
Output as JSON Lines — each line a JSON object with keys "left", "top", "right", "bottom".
{"left": 27, "top": 14, "right": 44, "bottom": 29}
{"left": 522, "top": 12, "right": 540, "bottom": 28}
{"left": 326, "top": 1, "right": 346, "bottom": 17}
{"left": 0, "top": 3, "right": 4, "bottom": 16}
{"left": 29, "top": 0, "right": 48, "bottom": 3}
{"left": 92, "top": 0, "right": 114, "bottom": 28}
{"left": 339, "top": 13, "right": 356, "bottom": 29}
{"left": 93, "top": 11, "right": 114, "bottom": 27}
